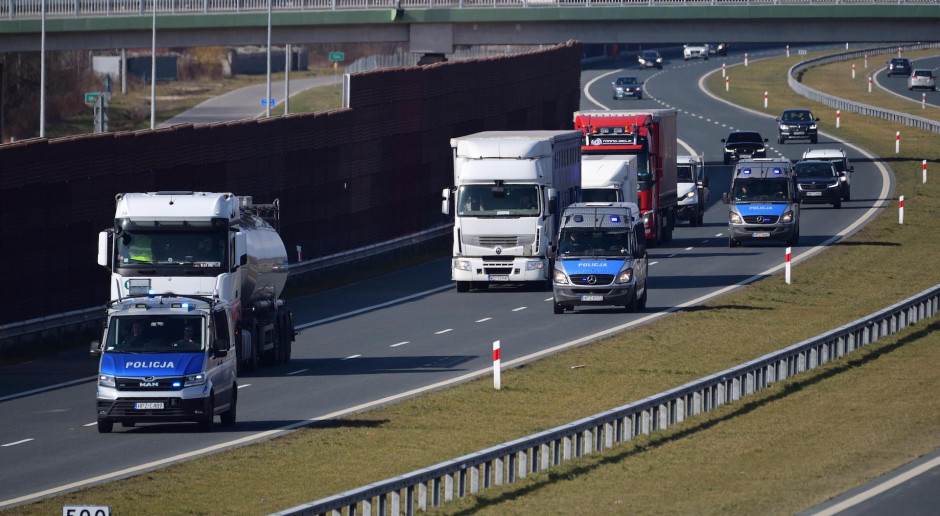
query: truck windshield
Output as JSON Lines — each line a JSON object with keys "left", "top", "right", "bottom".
{"left": 104, "top": 316, "right": 205, "bottom": 353}
{"left": 582, "top": 189, "right": 622, "bottom": 203}
{"left": 677, "top": 164, "right": 694, "bottom": 182}
{"left": 732, "top": 178, "right": 792, "bottom": 203}
{"left": 558, "top": 229, "right": 632, "bottom": 257}
{"left": 114, "top": 227, "right": 228, "bottom": 273}
{"left": 456, "top": 185, "right": 540, "bottom": 217}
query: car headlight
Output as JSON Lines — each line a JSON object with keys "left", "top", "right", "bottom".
{"left": 827, "top": 182, "right": 840, "bottom": 189}
{"left": 616, "top": 87, "right": 624, "bottom": 92}
{"left": 638, "top": 59, "right": 646, "bottom": 64}
{"left": 453, "top": 259, "right": 471, "bottom": 271}
{"left": 554, "top": 269, "right": 569, "bottom": 285}
{"left": 781, "top": 210, "right": 794, "bottom": 223}
{"left": 98, "top": 374, "right": 115, "bottom": 388}
{"left": 526, "top": 261, "right": 544, "bottom": 271}
{"left": 616, "top": 268, "right": 634, "bottom": 284}
{"left": 779, "top": 124, "right": 788, "bottom": 130}
{"left": 730, "top": 212, "right": 743, "bottom": 224}
{"left": 684, "top": 191, "right": 696, "bottom": 200}
{"left": 656, "top": 58, "right": 662, "bottom": 63}
{"left": 185, "top": 373, "right": 207, "bottom": 387}
{"left": 809, "top": 124, "right": 817, "bottom": 130}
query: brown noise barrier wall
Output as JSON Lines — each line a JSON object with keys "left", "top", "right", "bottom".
{"left": 0, "top": 41, "right": 582, "bottom": 325}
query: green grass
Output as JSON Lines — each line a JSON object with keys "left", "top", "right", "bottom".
{"left": 6, "top": 50, "right": 940, "bottom": 515}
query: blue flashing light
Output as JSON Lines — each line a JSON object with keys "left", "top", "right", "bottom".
{"left": 148, "top": 289, "right": 156, "bottom": 299}
{"left": 172, "top": 381, "right": 182, "bottom": 388}
{"left": 610, "top": 215, "right": 621, "bottom": 223}
{"left": 181, "top": 303, "right": 189, "bottom": 310}
{"left": 742, "top": 168, "right": 751, "bottom": 175}
{"left": 574, "top": 215, "right": 584, "bottom": 222}
{"left": 773, "top": 168, "right": 782, "bottom": 175}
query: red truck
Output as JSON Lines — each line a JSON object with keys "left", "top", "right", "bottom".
{"left": 573, "top": 109, "right": 678, "bottom": 247}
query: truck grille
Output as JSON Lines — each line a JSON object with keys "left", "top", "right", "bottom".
{"left": 478, "top": 236, "right": 519, "bottom": 247}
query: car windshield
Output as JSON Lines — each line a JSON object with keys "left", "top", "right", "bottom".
{"left": 727, "top": 132, "right": 762, "bottom": 143}
{"left": 782, "top": 111, "right": 812, "bottom": 122}
{"left": 641, "top": 52, "right": 657, "bottom": 59}
{"left": 558, "top": 229, "right": 632, "bottom": 257}
{"left": 732, "top": 178, "right": 792, "bottom": 202}
{"left": 796, "top": 163, "right": 837, "bottom": 178}
{"left": 616, "top": 77, "right": 638, "bottom": 85}
{"left": 456, "top": 184, "right": 540, "bottom": 217}
{"left": 677, "top": 164, "right": 694, "bottom": 182}
{"left": 104, "top": 316, "right": 206, "bottom": 353}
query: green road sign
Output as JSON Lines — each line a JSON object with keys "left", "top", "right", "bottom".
{"left": 329, "top": 52, "right": 345, "bottom": 62}
{"left": 84, "top": 92, "right": 101, "bottom": 105}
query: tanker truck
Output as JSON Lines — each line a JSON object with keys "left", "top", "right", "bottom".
{"left": 91, "top": 192, "right": 295, "bottom": 431}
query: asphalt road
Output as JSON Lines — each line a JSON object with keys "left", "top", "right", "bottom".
{"left": 872, "top": 54, "right": 940, "bottom": 108}
{"left": 0, "top": 47, "right": 912, "bottom": 512}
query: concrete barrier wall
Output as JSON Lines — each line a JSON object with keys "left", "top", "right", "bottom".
{"left": 0, "top": 41, "right": 582, "bottom": 327}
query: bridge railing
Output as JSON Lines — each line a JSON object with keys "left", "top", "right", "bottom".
{"left": 270, "top": 283, "right": 940, "bottom": 516}
{"left": 787, "top": 42, "right": 940, "bottom": 135}
{"left": 3, "top": 0, "right": 938, "bottom": 20}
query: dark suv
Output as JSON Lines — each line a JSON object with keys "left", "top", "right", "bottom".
{"left": 795, "top": 160, "right": 844, "bottom": 208}
{"left": 721, "top": 131, "right": 768, "bottom": 165}
{"left": 886, "top": 57, "right": 912, "bottom": 77}
{"left": 776, "top": 109, "right": 819, "bottom": 144}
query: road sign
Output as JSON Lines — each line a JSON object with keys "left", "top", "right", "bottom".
{"left": 260, "top": 97, "right": 277, "bottom": 108}
{"left": 84, "top": 92, "right": 101, "bottom": 105}
{"left": 329, "top": 52, "right": 345, "bottom": 62}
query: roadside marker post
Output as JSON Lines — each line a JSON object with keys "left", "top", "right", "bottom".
{"left": 725, "top": 77, "right": 729, "bottom": 91}
{"left": 493, "top": 341, "right": 501, "bottom": 390}
{"left": 896, "top": 132, "right": 900, "bottom": 154}
{"left": 923, "top": 93, "right": 927, "bottom": 109}
{"left": 923, "top": 160, "right": 928, "bottom": 184}
{"left": 785, "top": 247, "right": 791, "bottom": 285}
{"left": 868, "top": 77, "right": 872, "bottom": 93}
{"left": 764, "top": 91, "right": 768, "bottom": 109}
{"left": 786, "top": 45, "right": 790, "bottom": 57}
{"left": 744, "top": 53, "right": 748, "bottom": 66}
{"left": 836, "top": 110, "right": 840, "bottom": 128}
{"left": 864, "top": 55, "right": 868, "bottom": 68}
{"left": 296, "top": 245, "right": 303, "bottom": 262}
{"left": 722, "top": 63, "right": 726, "bottom": 78}
{"left": 899, "top": 196, "right": 904, "bottom": 225}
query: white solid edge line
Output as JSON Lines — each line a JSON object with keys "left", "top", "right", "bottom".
{"left": 809, "top": 454, "right": 940, "bottom": 516}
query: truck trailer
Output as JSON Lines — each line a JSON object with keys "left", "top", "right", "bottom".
{"left": 573, "top": 109, "right": 678, "bottom": 247}
{"left": 92, "top": 192, "right": 296, "bottom": 431}
{"left": 442, "top": 131, "right": 582, "bottom": 292}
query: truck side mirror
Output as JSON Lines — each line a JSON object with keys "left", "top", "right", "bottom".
{"left": 702, "top": 176, "right": 710, "bottom": 188}
{"left": 441, "top": 188, "right": 452, "bottom": 215}
{"left": 212, "top": 339, "right": 229, "bottom": 358}
{"left": 97, "top": 230, "right": 112, "bottom": 267}
{"left": 90, "top": 340, "right": 102, "bottom": 358}
{"left": 233, "top": 232, "right": 247, "bottom": 271}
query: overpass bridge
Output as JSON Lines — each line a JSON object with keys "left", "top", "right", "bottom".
{"left": 1, "top": 0, "right": 939, "bottom": 53}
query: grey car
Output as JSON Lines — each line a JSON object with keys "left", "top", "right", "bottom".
{"left": 908, "top": 69, "right": 937, "bottom": 91}
{"left": 612, "top": 76, "right": 643, "bottom": 100}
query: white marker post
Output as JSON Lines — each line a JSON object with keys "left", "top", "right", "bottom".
{"left": 725, "top": 77, "right": 729, "bottom": 91}
{"left": 864, "top": 55, "right": 868, "bottom": 68}
{"left": 296, "top": 245, "right": 303, "bottom": 262}
{"left": 764, "top": 91, "right": 768, "bottom": 109}
{"left": 836, "top": 110, "right": 840, "bottom": 128}
{"left": 852, "top": 64, "right": 856, "bottom": 79}
{"left": 493, "top": 340, "right": 501, "bottom": 390}
{"left": 786, "top": 45, "right": 790, "bottom": 57}
{"left": 899, "top": 196, "right": 904, "bottom": 225}
{"left": 923, "top": 93, "right": 927, "bottom": 109}
{"left": 924, "top": 160, "right": 928, "bottom": 184}
{"left": 868, "top": 77, "right": 872, "bottom": 93}
{"left": 744, "top": 53, "right": 748, "bottom": 66}
{"left": 896, "top": 132, "right": 900, "bottom": 154}
{"left": 722, "top": 63, "right": 726, "bottom": 78}
{"left": 785, "top": 247, "right": 792, "bottom": 285}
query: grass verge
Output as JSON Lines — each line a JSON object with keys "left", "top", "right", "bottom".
{"left": 6, "top": 49, "right": 940, "bottom": 515}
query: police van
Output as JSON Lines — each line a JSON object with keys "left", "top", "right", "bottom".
{"left": 552, "top": 202, "right": 648, "bottom": 313}
{"left": 722, "top": 158, "right": 800, "bottom": 247}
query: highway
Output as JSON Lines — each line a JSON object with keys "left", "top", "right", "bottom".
{"left": 0, "top": 47, "right": 892, "bottom": 509}
{"left": 872, "top": 55, "right": 940, "bottom": 108}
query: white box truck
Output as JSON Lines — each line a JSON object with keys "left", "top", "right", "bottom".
{"left": 581, "top": 154, "right": 639, "bottom": 205}
{"left": 442, "top": 131, "right": 582, "bottom": 292}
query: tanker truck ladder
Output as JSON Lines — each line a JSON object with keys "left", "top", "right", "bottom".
{"left": 238, "top": 196, "right": 280, "bottom": 232}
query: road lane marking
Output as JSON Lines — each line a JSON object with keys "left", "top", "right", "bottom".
{"left": 390, "top": 341, "right": 409, "bottom": 348}
{"left": 286, "top": 370, "right": 308, "bottom": 376}
{"left": 512, "top": 307, "right": 527, "bottom": 312}
{"left": 434, "top": 329, "right": 453, "bottom": 335}
{"left": 2, "top": 439, "right": 34, "bottom": 447}
{"left": 475, "top": 318, "right": 492, "bottom": 323}
{"left": 341, "top": 355, "right": 361, "bottom": 361}
{"left": 809, "top": 454, "right": 940, "bottom": 516}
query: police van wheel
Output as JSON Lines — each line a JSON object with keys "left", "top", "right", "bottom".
{"left": 637, "top": 287, "right": 648, "bottom": 311}
{"left": 97, "top": 419, "right": 113, "bottom": 433}
{"left": 221, "top": 389, "right": 237, "bottom": 427}
{"left": 553, "top": 302, "right": 564, "bottom": 314}
{"left": 624, "top": 291, "right": 638, "bottom": 313}
{"left": 729, "top": 237, "right": 739, "bottom": 248}
{"left": 198, "top": 396, "right": 215, "bottom": 432}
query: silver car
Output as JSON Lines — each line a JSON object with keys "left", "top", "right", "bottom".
{"left": 908, "top": 69, "right": 937, "bottom": 91}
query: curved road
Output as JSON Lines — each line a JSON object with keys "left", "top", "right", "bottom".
{"left": 0, "top": 47, "right": 895, "bottom": 510}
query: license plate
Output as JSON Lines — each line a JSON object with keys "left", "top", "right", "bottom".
{"left": 488, "top": 275, "right": 509, "bottom": 281}
{"left": 752, "top": 232, "right": 771, "bottom": 238}
{"left": 134, "top": 402, "right": 164, "bottom": 410}
{"left": 581, "top": 295, "right": 604, "bottom": 302}
{"left": 807, "top": 191, "right": 822, "bottom": 196}
{"left": 793, "top": 131, "right": 805, "bottom": 135}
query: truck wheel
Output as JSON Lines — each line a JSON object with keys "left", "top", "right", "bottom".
{"left": 198, "top": 395, "right": 215, "bottom": 432}
{"left": 248, "top": 336, "right": 259, "bottom": 372}
{"left": 553, "top": 302, "right": 564, "bottom": 314}
{"left": 456, "top": 281, "right": 469, "bottom": 293}
{"left": 220, "top": 388, "right": 237, "bottom": 426}
{"left": 97, "top": 419, "right": 113, "bottom": 433}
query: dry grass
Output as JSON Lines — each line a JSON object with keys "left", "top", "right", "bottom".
{"left": 6, "top": 49, "right": 940, "bottom": 516}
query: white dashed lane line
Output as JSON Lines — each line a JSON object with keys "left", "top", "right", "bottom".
{"left": 390, "top": 341, "right": 409, "bottom": 348}
{"left": 512, "top": 307, "right": 527, "bottom": 312}
{"left": 434, "top": 329, "right": 453, "bottom": 335}
{"left": 341, "top": 355, "right": 361, "bottom": 361}
{"left": 2, "top": 439, "right": 34, "bottom": 447}
{"left": 476, "top": 318, "right": 492, "bottom": 323}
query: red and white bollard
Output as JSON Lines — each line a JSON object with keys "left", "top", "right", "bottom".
{"left": 785, "top": 247, "right": 792, "bottom": 285}
{"left": 924, "top": 160, "right": 928, "bottom": 184}
{"left": 899, "top": 196, "right": 904, "bottom": 225}
{"left": 744, "top": 53, "right": 749, "bottom": 66}
{"left": 725, "top": 77, "right": 730, "bottom": 91}
{"left": 722, "top": 63, "right": 726, "bottom": 78}
{"left": 864, "top": 55, "right": 868, "bottom": 68}
{"left": 868, "top": 77, "right": 872, "bottom": 93}
{"left": 296, "top": 245, "right": 303, "bottom": 262}
{"left": 493, "top": 340, "right": 501, "bottom": 390}
{"left": 764, "top": 91, "right": 768, "bottom": 109}
{"left": 786, "top": 45, "right": 790, "bottom": 57}
{"left": 923, "top": 93, "right": 927, "bottom": 109}
{"left": 836, "top": 110, "right": 841, "bottom": 128}
{"left": 896, "top": 131, "right": 900, "bottom": 154}
{"left": 852, "top": 64, "right": 856, "bottom": 79}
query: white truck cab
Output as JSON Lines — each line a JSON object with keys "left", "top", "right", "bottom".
{"left": 676, "top": 155, "right": 709, "bottom": 226}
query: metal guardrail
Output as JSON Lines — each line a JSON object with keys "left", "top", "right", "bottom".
{"left": 788, "top": 43, "right": 940, "bottom": 134}
{"left": 271, "top": 282, "right": 940, "bottom": 516}
{"left": 3, "top": 0, "right": 938, "bottom": 20}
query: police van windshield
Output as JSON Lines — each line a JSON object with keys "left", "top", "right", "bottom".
{"left": 456, "top": 185, "right": 540, "bottom": 217}
{"left": 732, "top": 178, "right": 792, "bottom": 203}
{"left": 104, "top": 316, "right": 205, "bottom": 353}
{"left": 558, "top": 229, "right": 632, "bottom": 257}
{"left": 115, "top": 227, "right": 228, "bottom": 273}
